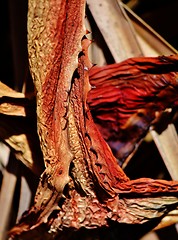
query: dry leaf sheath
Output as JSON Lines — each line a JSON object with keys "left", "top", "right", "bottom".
{"left": 8, "top": 0, "right": 178, "bottom": 239}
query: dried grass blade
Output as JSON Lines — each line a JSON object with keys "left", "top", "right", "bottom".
{"left": 87, "top": 0, "right": 142, "bottom": 62}
{"left": 122, "top": 3, "right": 178, "bottom": 56}
{"left": 0, "top": 156, "right": 17, "bottom": 240}
{"left": 151, "top": 124, "right": 178, "bottom": 180}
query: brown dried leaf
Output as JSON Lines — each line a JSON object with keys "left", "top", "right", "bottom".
{"left": 0, "top": 81, "right": 27, "bottom": 116}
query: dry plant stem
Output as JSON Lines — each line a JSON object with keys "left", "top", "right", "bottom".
{"left": 0, "top": 81, "right": 27, "bottom": 116}
{"left": 87, "top": 0, "right": 142, "bottom": 62}
{"left": 151, "top": 124, "right": 178, "bottom": 180}
{"left": 0, "top": 156, "right": 17, "bottom": 240}
{"left": 10, "top": 0, "right": 87, "bottom": 232}
{"left": 28, "top": 0, "right": 86, "bottom": 173}
{"left": 17, "top": 176, "right": 32, "bottom": 221}
{"left": 154, "top": 208, "right": 178, "bottom": 230}
{"left": 0, "top": 82, "right": 25, "bottom": 99}
{"left": 140, "top": 232, "right": 159, "bottom": 240}
{"left": 122, "top": 3, "right": 178, "bottom": 56}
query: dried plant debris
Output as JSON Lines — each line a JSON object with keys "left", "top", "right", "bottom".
{"left": 4, "top": 0, "right": 178, "bottom": 239}
{"left": 88, "top": 55, "right": 178, "bottom": 165}
{"left": 0, "top": 82, "right": 43, "bottom": 175}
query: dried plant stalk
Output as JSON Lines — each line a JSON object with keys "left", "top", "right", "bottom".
{"left": 87, "top": 0, "right": 142, "bottom": 62}
{"left": 122, "top": 3, "right": 178, "bottom": 56}
{"left": 0, "top": 157, "right": 17, "bottom": 240}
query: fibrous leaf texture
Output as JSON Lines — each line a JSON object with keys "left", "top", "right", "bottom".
{"left": 9, "top": 0, "right": 178, "bottom": 239}
{"left": 88, "top": 55, "right": 178, "bottom": 165}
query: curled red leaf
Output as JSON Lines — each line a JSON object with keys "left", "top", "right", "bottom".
{"left": 88, "top": 55, "right": 178, "bottom": 164}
